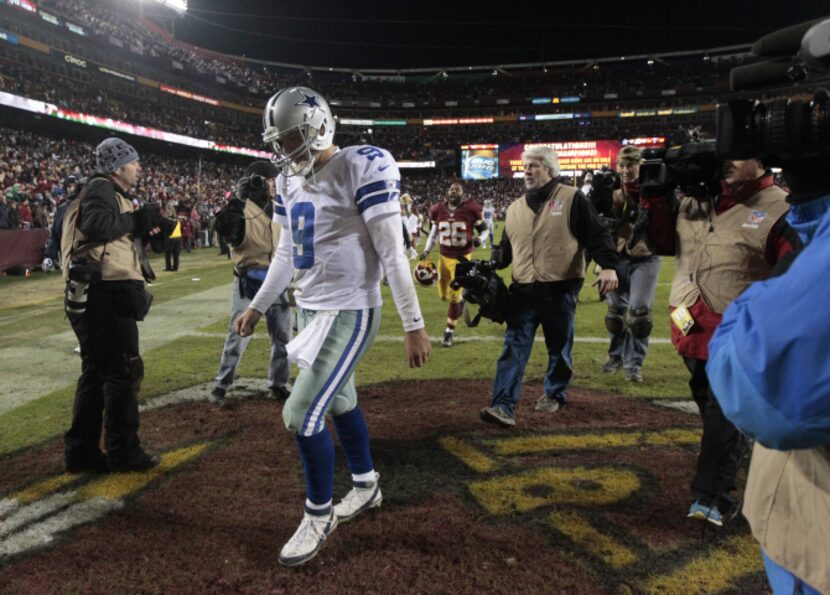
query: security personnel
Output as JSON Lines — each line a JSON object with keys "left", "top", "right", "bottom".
{"left": 61, "top": 137, "right": 164, "bottom": 473}
{"left": 210, "top": 160, "right": 291, "bottom": 405}
{"left": 164, "top": 214, "right": 182, "bottom": 271}
{"left": 481, "top": 145, "right": 620, "bottom": 427}
{"left": 600, "top": 146, "right": 662, "bottom": 382}
{"left": 642, "top": 157, "right": 802, "bottom": 525}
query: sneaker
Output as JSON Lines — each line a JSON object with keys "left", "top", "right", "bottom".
{"left": 442, "top": 331, "right": 454, "bottom": 347}
{"left": 269, "top": 385, "right": 291, "bottom": 401}
{"left": 601, "top": 357, "right": 623, "bottom": 374}
{"left": 625, "top": 367, "right": 643, "bottom": 383}
{"left": 108, "top": 449, "right": 161, "bottom": 473}
{"left": 480, "top": 406, "right": 516, "bottom": 427}
{"left": 209, "top": 387, "right": 226, "bottom": 405}
{"left": 534, "top": 394, "right": 564, "bottom": 413}
{"left": 334, "top": 472, "right": 382, "bottom": 523}
{"left": 278, "top": 510, "right": 338, "bottom": 567}
{"left": 687, "top": 500, "right": 723, "bottom": 527}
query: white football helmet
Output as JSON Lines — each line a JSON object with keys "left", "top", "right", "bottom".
{"left": 262, "top": 86, "right": 336, "bottom": 177}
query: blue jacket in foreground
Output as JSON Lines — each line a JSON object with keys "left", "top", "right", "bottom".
{"left": 706, "top": 194, "right": 830, "bottom": 450}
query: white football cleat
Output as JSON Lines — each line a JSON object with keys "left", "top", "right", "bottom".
{"left": 334, "top": 472, "right": 382, "bottom": 522}
{"left": 278, "top": 509, "right": 338, "bottom": 567}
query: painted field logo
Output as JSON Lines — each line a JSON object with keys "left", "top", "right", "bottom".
{"left": 0, "top": 442, "right": 212, "bottom": 560}
{"left": 440, "top": 427, "right": 763, "bottom": 593}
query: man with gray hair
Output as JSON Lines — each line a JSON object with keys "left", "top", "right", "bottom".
{"left": 481, "top": 144, "right": 620, "bottom": 427}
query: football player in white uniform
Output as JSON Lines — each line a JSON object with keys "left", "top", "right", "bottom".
{"left": 482, "top": 198, "right": 495, "bottom": 249}
{"left": 235, "top": 87, "right": 431, "bottom": 567}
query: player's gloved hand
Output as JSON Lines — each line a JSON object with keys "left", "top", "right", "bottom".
{"left": 473, "top": 237, "right": 482, "bottom": 248}
{"left": 407, "top": 247, "right": 418, "bottom": 260}
{"left": 419, "top": 250, "right": 429, "bottom": 261}
{"left": 41, "top": 257, "right": 53, "bottom": 272}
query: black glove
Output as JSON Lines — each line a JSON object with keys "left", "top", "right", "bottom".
{"left": 214, "top": 198, "right": 246, "bottom": 247}
{"left": 132, "top": 205, "right": 163, "bottom": 237}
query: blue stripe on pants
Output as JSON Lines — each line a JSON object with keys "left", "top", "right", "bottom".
{"left": 301, "top": 309, "right": 373, "bottom": 436}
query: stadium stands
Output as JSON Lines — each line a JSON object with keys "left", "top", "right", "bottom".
{"left": 0, "top": 0, "right": 742, "bottom": 214}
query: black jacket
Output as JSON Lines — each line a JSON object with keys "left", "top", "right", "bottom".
{"left": 77, "top": 175, "right": 137, "bottom": 243}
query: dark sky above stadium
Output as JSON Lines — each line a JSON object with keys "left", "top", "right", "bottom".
{"left": 169, "top": 1, "right": 830, "bottom": 70}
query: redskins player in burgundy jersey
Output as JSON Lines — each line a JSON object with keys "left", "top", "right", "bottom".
{"left": 420, "top": 181, "right": 488, "bottom": 346}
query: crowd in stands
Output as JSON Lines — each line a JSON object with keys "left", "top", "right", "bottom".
{"left": 0, "top": 0, "right": 733, "bottom": 165}
{"left": 0, "top": 0, "right": 738, "bottom": 236}
{"left": 0, "top": 123, "right": 539, "bottom": 239}
{"left": 0, "top": 127, "right": 244, "bottom": 235}
{"left": 0, "top": 55, "right": 264, "bottom": 148}
{"left": 6, "top": 0, "right": 745, "bottom": 113}
{"left": 38, "top": 0, "right": 296, "bottom": 97}
{"left": 1, "top": 47, "right": 710, "bottom": 164}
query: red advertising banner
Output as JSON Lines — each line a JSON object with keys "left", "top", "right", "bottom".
{"left": 499, "top": 140, "right": 622, "bottom": 177}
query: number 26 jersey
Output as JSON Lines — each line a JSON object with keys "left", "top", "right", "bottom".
{"left": 428, "top": 200, "right": 484, "bottom": 260}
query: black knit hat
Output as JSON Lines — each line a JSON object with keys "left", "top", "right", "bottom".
{"left": 246, "top": 160, "right": 279, "bottom": 179}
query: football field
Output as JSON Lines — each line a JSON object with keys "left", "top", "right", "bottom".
{"left": 0, "top": 242, "right": 768, "bottom": 593}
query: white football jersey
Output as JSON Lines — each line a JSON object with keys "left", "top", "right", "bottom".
{"left": 405, "top": 213, "right": 420, "bottom": 235}
{"left": 274, "top": 145, "right": 401, "bottom": 310}
{"left": 483, "top": 206, "right": 495, "bottom": 222}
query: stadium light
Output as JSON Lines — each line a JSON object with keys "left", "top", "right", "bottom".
{"left": 149, "top": 0, "right": 188, "bottom": 14}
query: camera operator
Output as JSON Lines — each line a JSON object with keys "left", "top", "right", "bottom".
{"left": 706, "top": 180, "right": 830, "bottom": 594}
{"left": 42, "top": 175, "right": 82, "bottom": 272}
{"left": 642, "top": 157, "right": 802, "bottom": 525}
{"left": 480, "top": 146, "right": 619, "bottom": 428}
{"left": 60, "top": 137, "right": 165, "bottom": 473}
{"left": 597, "top": 147, "right": 662, "bottom": 383}
{"left": 210, "top": 160, "right": 291, "bottom": 405}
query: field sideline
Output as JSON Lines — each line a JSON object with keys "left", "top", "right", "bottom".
{"left": 0, "top": 232, "right": 687, "bottom": 457}
{"left": 0, "top": 229, "right": 772, "bottom": 593}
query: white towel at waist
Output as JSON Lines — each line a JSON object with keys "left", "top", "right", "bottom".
{"left": 286, "top": 310, "right": 339, "bottom": 370}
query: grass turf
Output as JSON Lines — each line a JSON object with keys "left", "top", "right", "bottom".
{"left": 0, "top": 232, "right": 687, "bottom": 457}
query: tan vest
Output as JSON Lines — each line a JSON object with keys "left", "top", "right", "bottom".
{"left": 611, "top": 188, "right": 652, "bottom": 258}
{"left": 743, "top": 444, "right": 830, "bottom": 593}
{"left": 60, "top": 182, "right": 143, "bottom": 282}
{"left": 670, "top": 186, "right": 788, "bottom": 313}
{"left": 506, "top": 184, "right": 585, "bottom": 283}
{"left": 230, "top": 199, "right": 280, "bottom": 272}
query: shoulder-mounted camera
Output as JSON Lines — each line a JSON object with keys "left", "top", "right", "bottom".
{"left": 451, "top": 259, "right": 509, "bottom": 327}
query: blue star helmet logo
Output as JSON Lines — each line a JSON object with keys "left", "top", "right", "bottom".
{"left": 295, "top": 92, "right": 319, "bottom": 109}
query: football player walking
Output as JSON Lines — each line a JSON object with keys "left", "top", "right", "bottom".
{"left": 235, "top": 87, "right": 431, "bottom": 566}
